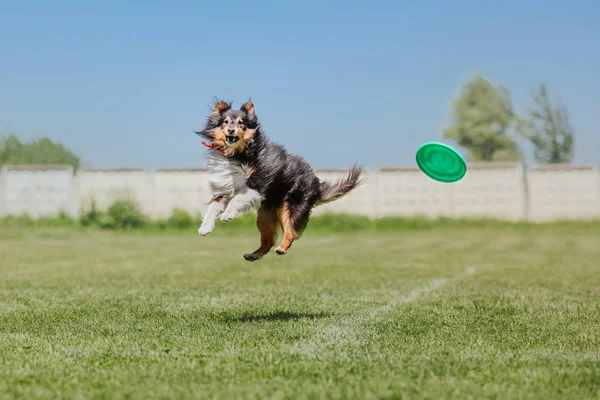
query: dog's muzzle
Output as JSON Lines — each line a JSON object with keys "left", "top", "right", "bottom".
{"left": 225, "top": 135, "right": 240, "bottom": 146}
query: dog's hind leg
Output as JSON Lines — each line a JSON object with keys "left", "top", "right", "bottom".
{"left": 221, "top": 188, "right": 262, "bottom": 223}
{"left": 244, "top": 207, "right": 277, "bottom": 262}
{"left": 275, "top": 204, "right": 298, "bottom": 255}
{"left": 198, "top": 196, "right": 228, "bottom": 236}
{"left": 274, "top": 198, "right": 313, "bottom": 255}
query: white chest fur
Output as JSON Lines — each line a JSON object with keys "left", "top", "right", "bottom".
{"left": 205, "top": 150, "right": 250, "bottom": 197}
{"left": 198, "top": 150, "right": 263, "bottom": 236}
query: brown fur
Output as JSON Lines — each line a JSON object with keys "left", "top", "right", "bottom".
{"left": 213, "top": 100, "right": 231, "bottom": 114}
{"left": 207, "top": 127, "right": 256, "bottom": 157}
{"left": 275, "top": 204, "right": 298, "bottom": 254}
{"left": 240, "top": 101, "right": 255, "bottom": 114}
{"left": 210, "top": 127, "right": 227, "bottom": 148}
{"left": 250, "top": 208, "right": 279, "bottom": 256}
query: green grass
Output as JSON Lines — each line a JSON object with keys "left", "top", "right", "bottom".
{"left": 1, "top": 224, "right": 599, "bottom": 399}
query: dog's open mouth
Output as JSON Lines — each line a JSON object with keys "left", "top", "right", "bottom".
{"left": 225, "top": 135, "right": 240, "bottom": 146}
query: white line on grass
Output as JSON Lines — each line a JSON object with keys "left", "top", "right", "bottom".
{"left": 288, "top": 266, "right": 478, "bottom": 358}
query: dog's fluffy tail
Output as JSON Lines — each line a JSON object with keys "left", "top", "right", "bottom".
{"left": 316, "top": 165, "right": 364, "bottom": 206}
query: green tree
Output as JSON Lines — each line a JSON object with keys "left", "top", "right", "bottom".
{"left": 443, "top": 75, "right": 522, "bottom": 161}
{"left": 517, "top": 83, "right": 574, "bottom": 164}
{"left": 0, "top": 134, "right": 80, "bottom": 168}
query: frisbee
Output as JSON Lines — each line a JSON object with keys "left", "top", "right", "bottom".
{"left": 416, "top": 142, "right": 466, "bottom": 183}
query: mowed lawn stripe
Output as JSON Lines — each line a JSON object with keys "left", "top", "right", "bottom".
{"left": 289, "top": 266, "right": 478, "bottom": 358}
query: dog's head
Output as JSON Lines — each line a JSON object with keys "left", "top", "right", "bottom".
{"left": 196, "top": 100, "right": 258, "bottom": 156}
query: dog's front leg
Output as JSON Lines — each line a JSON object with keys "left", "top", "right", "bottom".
{"left": 221, "top": 189, "right": 263, "bottom": 223}
{"left": 198, "top": 196, "right": 228, "bottom": 236}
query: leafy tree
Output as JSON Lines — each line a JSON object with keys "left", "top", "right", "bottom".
{"left": 443, "top": 75, "right": 522, "bottom": 161}
{"left": 0, "top": 134, "right": 80, "bottom": 168}
{"left": 517, "top": 83, "right": 574, "bottom": 164}
{"left": 0, "top": 135, "right": 25, "bottom": 166}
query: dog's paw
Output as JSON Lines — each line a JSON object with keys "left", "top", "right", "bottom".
{"left": 244, "top": 253, "right": 263, "bottom": 262}
{"left": 198, "top": 225, "right": 213, "bottom": 236}
{"left": 220, "top": 212, "right": 236, "bottom": 223}
{"left": 275, "top": 247, "right": 287, "bottom": 255}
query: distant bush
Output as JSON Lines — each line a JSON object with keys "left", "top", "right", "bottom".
{"left": 96, "top": 213, "right": 117, "bottom": 229}
{"left": 106, "top": 201, "right": 147, "bottom": 229}
{"left": 166, "top": 208, "right": 194, "bottom": 229}
{"left": 155, "top": 219, "right": 169, "bottom": 230}
{"left": 79, "top": 200, "right": 146, "bottom": 229}
{"left": 80, "top": 203, "right": 101, "bottom": 227}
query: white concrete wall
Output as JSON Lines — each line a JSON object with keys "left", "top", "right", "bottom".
{"left": 0, "top": 165, "right": 77, "bottom": 218}
{"left": 527, "top": 165, "right": 600, "bottom": 222}
{"left": 452, "top": 162, "right": 526, "bottom": 221}
{"left": 375, "top": 167, "right": 453, "bottom": 218}
{"left": 0, "top": 163, "right": 599, "bottom": 222}
{"left": 150, "top": 169, "right": 211, "bottom": 219}
{"left": 77, "top": 168, "right": 153, "bottom": 216}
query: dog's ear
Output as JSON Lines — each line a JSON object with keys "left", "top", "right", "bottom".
{"left": 240, "top": 101, "right": 255, "bottom": 115}
{"left": 213, "top": 100, "right": 231, "bottom": 114}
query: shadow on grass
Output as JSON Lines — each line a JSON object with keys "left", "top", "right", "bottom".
{"left": 223, "top": 311, "right": 332, "bottom": 323}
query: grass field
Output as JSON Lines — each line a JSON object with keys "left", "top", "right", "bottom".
{"left": 1, "top": 223, "right": 599, "bottom": 399}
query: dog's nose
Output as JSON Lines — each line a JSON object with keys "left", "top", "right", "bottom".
{"left": 227, "top": 127, "right": 235, "bottom": 135}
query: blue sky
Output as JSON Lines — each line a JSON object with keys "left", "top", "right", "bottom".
{"left": 1, "top": 0, "right": 599, "bottom": 169}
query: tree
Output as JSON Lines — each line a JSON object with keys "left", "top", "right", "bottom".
{"left": 0, "top": 134, "right": 80, "bottom": 169}
{"left": 443, "top": 75, "right": 522, "bottom": 161}
{"left": 517, "top": 83, "right": 574, "bottom": 164}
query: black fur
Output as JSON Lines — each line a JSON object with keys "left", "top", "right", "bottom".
{"left": 196, "top": 99, "right": 363, "bottom": 257}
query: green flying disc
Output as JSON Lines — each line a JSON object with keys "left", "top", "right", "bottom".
{"left": 416, "top": 142, "right": 466, "bottom": 183}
